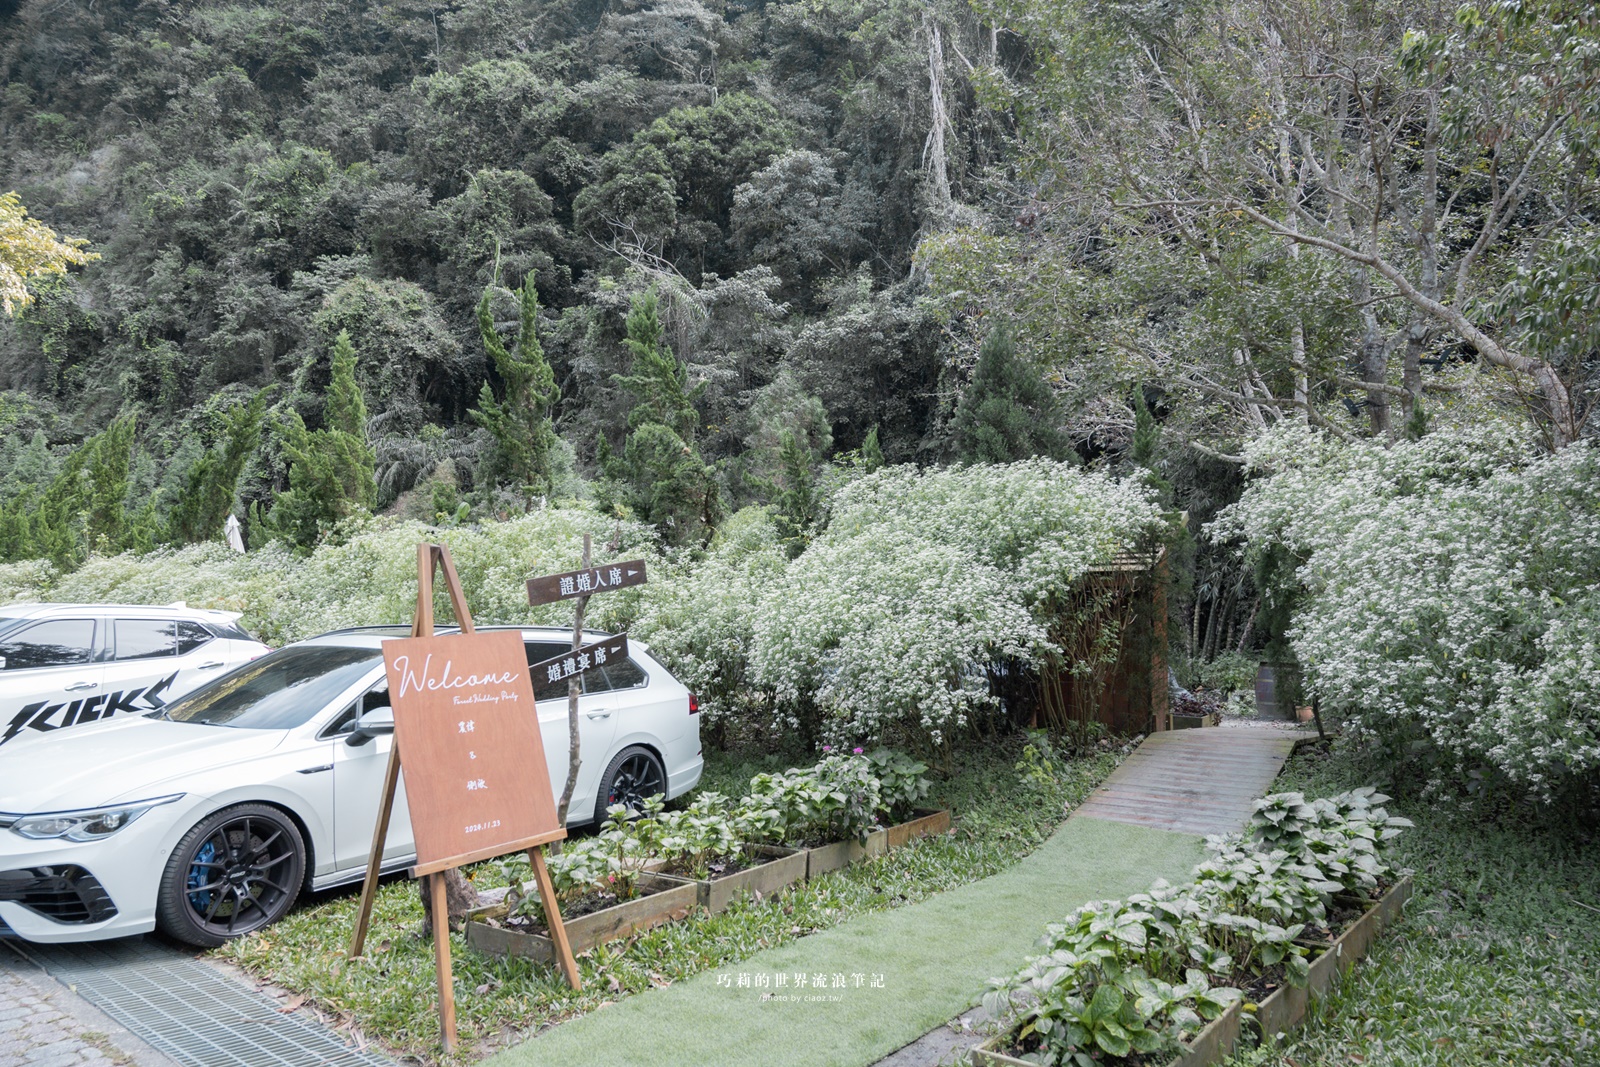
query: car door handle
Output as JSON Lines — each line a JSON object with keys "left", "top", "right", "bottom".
{"left": 64, "top": 680, "right": 98, "bottom": 692}
{"left": 197, "top": 661, "right": 224, "bottom": 670}
{"left": 585, "top": 709, "right": 612, "bottom": 720}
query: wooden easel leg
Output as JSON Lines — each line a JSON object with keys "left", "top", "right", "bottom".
{"left": 529, "top": 848, "right": 581, "bottom": 991}
{"left": 431, "top": 872, "right": 458, "bottom": 1054}
{"left": 349, "top": 740, "right": 402, "bottom": 958}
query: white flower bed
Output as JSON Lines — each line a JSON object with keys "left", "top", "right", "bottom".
{"left": 1213, "top": 424, "right": 1600, "bottom": 794}
{"left": 5, "top": 462, "right": 1163, "bottom": 750}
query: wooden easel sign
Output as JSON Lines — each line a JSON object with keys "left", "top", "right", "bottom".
{"left": 348, "top": 543, "right": 579, "bottom": 1053}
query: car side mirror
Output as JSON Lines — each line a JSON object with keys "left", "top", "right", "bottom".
{"left": 346, "top": 706, "right": 395, "bottom": 747}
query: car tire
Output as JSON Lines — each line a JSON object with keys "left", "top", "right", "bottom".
{"left": 156, "top": 803, "right": 306, "bottom": 947}
{"left": 594, "top": 745, "right": 667, "bottom": 825}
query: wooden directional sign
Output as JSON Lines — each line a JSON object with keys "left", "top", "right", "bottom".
{"left": 529, "top": 634, "right": 629, "bottom": 691}
{"left": 527, "top": 559, "right": 647, "bottom": 605}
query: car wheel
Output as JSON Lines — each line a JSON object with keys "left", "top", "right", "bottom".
{"left": 156, "top": 803, "right": 305, "bottom": 947}
{"left": 594, "top": 745, "right": 667, "bottom": 824}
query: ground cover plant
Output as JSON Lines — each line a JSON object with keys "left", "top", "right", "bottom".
{"left": 1223, "top": 742, "right": 1600, "bottom": 1067}
{"left": 214, "top": 735, "right": 1124, "bottom": 1061}
{"left": 981, "top": 787, "right": 1411, "bottom": 1065}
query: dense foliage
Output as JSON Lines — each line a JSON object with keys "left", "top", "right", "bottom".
{"left": 634, "top": 461, "right": 1166, "bottom": 748}
{"left": 0, "top": 190, "right": 95, "bottom": 316}
{"left": 1214, "top": 424, "right": 1600, "bottom": 801}
{"left": 0, "top": 507, "right": 661, "bottom": 644}
{"left": 0, "top": 0, "right": 1009, "bottom": 542}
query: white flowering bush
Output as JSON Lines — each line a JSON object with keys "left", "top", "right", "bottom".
{"left": 6, "top": 510, "right": 661, "bottom": 645}
{"left": 750, "top": 461, "right": 1166, "bottom": 747}
{"left": 1212, "top": 424, "right": 1600, "bottom": 797}
{"left": 631, "top": 507, "right": 788, "bottom": 730}
{"left": 0, "top": 558, "right": 56, "bottom": 603}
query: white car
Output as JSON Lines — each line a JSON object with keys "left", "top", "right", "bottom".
{"left": 0, "top": 626, "right": 702, "bottom": 946}
{"left": 0, "top": 603, "right": 270, "bottom": 749}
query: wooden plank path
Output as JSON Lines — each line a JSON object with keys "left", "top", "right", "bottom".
{"left": 1073, "top": 727, "right": 1298, "bottom": 838}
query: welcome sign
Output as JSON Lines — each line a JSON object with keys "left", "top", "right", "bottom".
{"left": 382, "top": 628, "right": 560, "bottom": 874}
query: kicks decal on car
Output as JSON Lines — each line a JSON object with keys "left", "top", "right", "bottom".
{"left": 0, "top": 672, "right": 178, "bottom": 746}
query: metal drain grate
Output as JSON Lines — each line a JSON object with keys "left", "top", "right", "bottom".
{"left": 18, "top": 936, "right": 394, "bottom": 1067}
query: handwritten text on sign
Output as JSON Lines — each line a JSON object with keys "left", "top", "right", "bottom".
{"left": 526, "top": 560, "right": 647, "bottom": 605}
{"left": 383, "top": 630, "right": 559, "bottom": 868}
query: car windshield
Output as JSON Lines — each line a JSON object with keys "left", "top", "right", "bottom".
{"left": 163, "top": 646, "right": 382, "bottom": 730}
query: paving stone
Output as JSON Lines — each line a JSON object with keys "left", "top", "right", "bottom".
{"left": 0, "top": 946, "right": 174, "bottom": 1067}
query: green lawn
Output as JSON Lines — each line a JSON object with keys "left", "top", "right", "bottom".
{"left": 1228, "top": 743, "right": 1600, "bottom": 1067}
{"left": 214, "top": 736, "right": 1124, "bottom": 1062}
{"left": 483, "top": 815, "right": 1204, "bottom": 1067}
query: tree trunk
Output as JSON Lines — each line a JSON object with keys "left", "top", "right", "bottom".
{"left": 556, "top": 533, "right": 591, "bottom": 828}
{"left": 1361, "top": 324, "right": 1391, "bottom": 436}
{"left": 924, "top": 15, "right": 951, "bottom": 210}
{"left": 420, "top": 870, "right": 481, "bottom": 932}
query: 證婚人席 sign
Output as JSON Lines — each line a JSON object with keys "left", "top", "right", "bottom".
{"left": 382, "top": 629, "right": 560, "bottom": 875}
{"left": 526, "top": 559, "right": 647, "bottom": 605}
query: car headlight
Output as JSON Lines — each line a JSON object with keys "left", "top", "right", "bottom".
{"left": 11, "top": 795, "right": 185, "bottom": 842}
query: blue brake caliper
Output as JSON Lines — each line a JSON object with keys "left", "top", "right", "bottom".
{"left": 187, "top": 840, "right": 217, "bottom": 912}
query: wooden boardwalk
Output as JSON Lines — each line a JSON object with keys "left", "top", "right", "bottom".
{"left": 1073, "top": 727, "right": 1298, "bottom": 838}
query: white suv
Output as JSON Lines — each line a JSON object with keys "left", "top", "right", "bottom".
{"left": 0, "top": 604, "right": 270, "bottom": 749}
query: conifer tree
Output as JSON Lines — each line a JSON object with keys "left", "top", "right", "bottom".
{"left": 859, "top": 425, "right": 884, "bottom": 472}
{"left": 0, "top": 418, "right": 137, "bottom": 566}
{"left": 470, "top": 272, "right": 559, "bottom": 503}
{"left": 166, "top": 393, "right": 266, "bottom": 545}
{"left": 952, "top": 324, "right": 1072, "bottom": 464}
{"left": 599, "top": 289, "right": 720, "bottom": 543}
{"left": 261, "top": 331, "right": 376, "bottom": 550}
{"left": 612, "top": 290, "right": 700, "bottom": 440}
{"left": 772, "top": 429, "right": 820, "bottom": 556}
{"left": 1130, "top": 388, "right": 1173, "bottom": 503}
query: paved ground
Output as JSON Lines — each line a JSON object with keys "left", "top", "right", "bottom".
{"left": 8, "top": 937, "right": 393, "bottom": 1067}
{"left": 0, "top": 942, "right": 175, "bottom": 1067}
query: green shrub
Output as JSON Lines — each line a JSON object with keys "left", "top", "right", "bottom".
{"left": 983, "top": 788, "right": 1411, "bottom": 1066}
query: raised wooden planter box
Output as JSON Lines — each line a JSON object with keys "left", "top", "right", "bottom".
{"left": 805, "top": 828, "right": 887, "bottom": 878}
{"left": 465, "top": 872, "right": 698, "bottom": 963}
{"left": 1254, "top": 875, "right": 1412, "bottom": 1040}
{"left": 884, "top": 808, "right": 952, "bottom": 850}
{"left": 969, "top": 875, "right": 1412, "bottom": 1067}
{"left": 970, "top": 1002, "right": 1245, "bottom": 1067}
{"left": 670, "top": 845, "right": 807, "bottom": 914}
